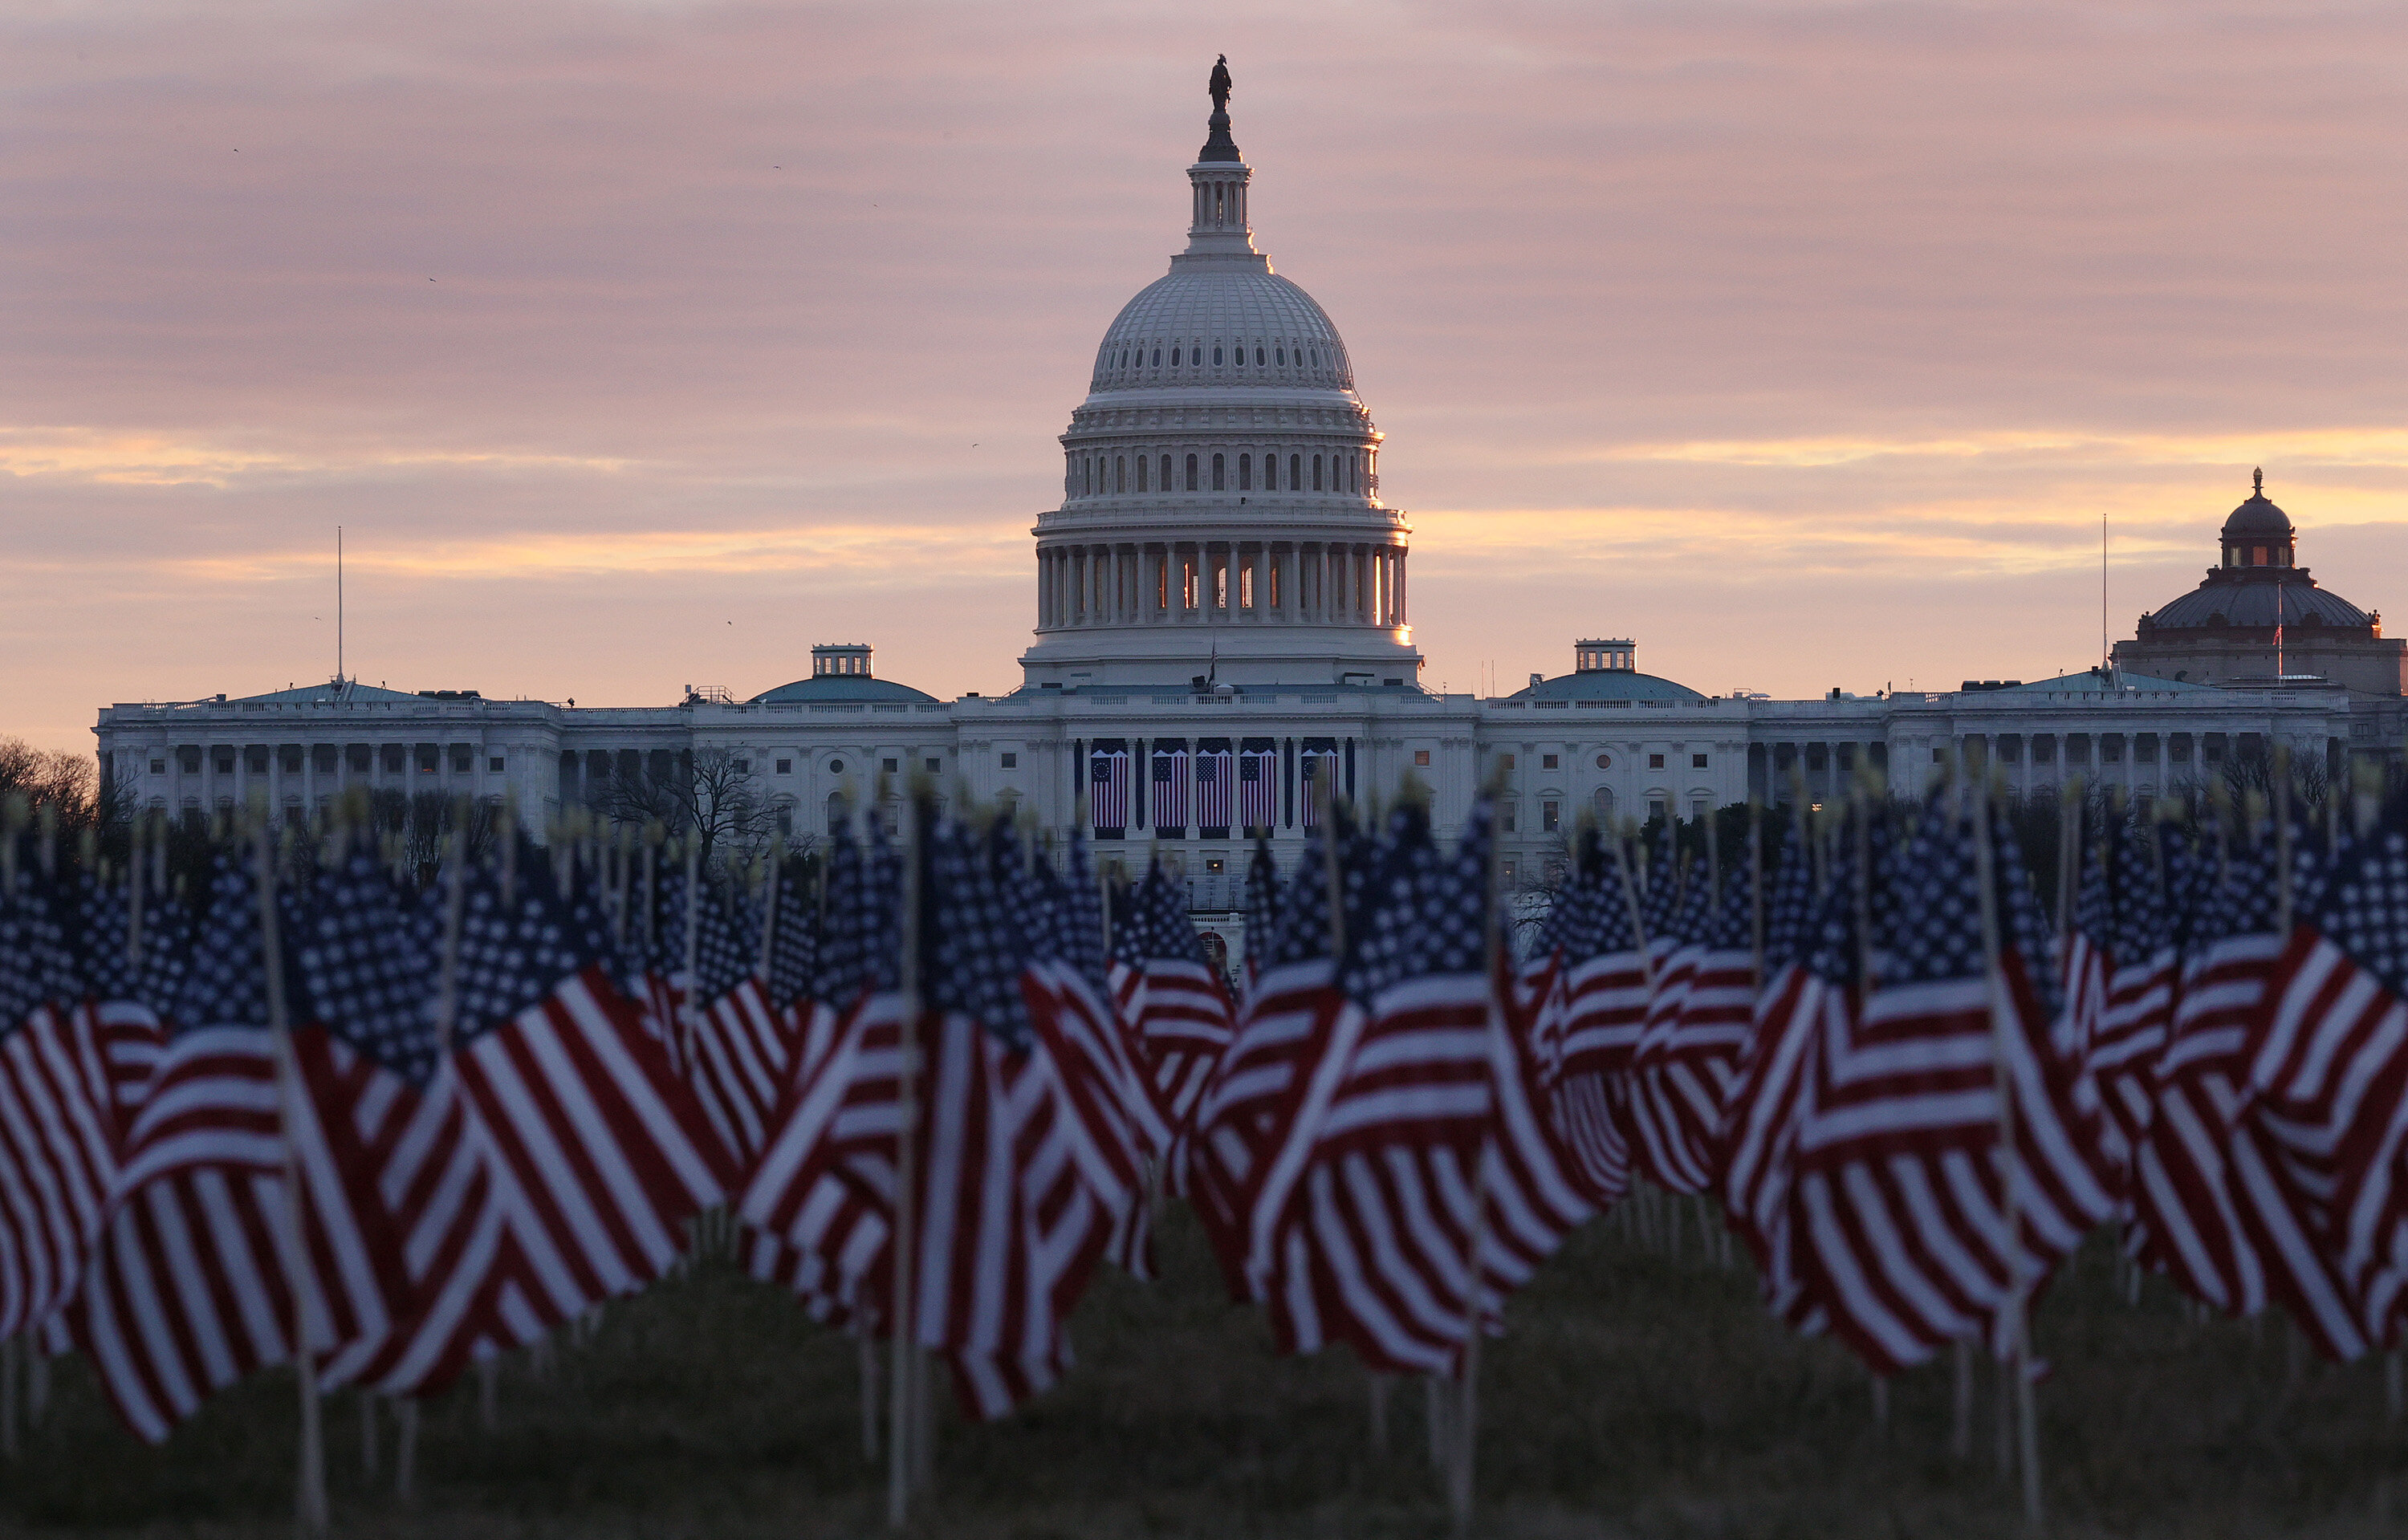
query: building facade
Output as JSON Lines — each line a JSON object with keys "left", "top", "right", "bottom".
{"left": 93, "top": 74, "right": 2406, "bottom": 920}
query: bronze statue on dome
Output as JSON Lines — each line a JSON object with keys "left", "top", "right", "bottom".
{"left": 1209, "top": 55, "right": 1232, "bottom": 114}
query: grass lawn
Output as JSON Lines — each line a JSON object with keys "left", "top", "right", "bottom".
{"left": 3, "top": 1199, "right": 2403, "bottom": 1538}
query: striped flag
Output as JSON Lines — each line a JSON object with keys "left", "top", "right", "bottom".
{"left": 0, "top": 861, "right": 116, "bottom": 1343}
{"left": 1090, "top": 748, "right": 1131, "bottom": 837}
{"left": 2248, "top": 806, "right": 2408, "bottom": 1347}
{"left": 1195, "top": 747, "right": 1235, "bottom": 836}
{"left": 1239, "top": 747, "right": 1277, "bottom": 835}
{"left": 1300, "top": 750, "right": 1339, "bottom": 827}
{"left": 1151, "top": 745, "right": 1190, "bottom": 833}
{"left": 1790, "top": 793, "right": 2116, "bottom": 1374}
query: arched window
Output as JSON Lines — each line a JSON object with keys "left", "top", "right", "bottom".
{"left": 1238, "top": 453, "right": 1251, "bottom": 490}
{"left": 1348, "top": 453, "right": 1358, "bottom": 493}
{"left": 1255, "top": 347, "right": 1265, "bottom": 366}
{"left": 1161, "top": 454, "right": 1172, "bottom": 490}
{"left": 1313, "top": 454, "right": 1324, "bottom": 491}
{"left": 1115, "top": 455, "right": 1126, "bottom": 492}
{"left": 825, "top": 791, "right": 848, "bottom": 834}
{"left": 1212, "top": 453, "right": 1225, "bottom": 490}
{"left": 1152, "top": 348, "right": 1161, "bottom": 367}
{"left": 1289, "top": 453, "right": 1301, "bottom": 489}
{"left": 1592, "top": 786, "right": 1615, "bottom": 818}
{"left": 1186, "top": 453, "right": 1198, "bottom": 491}
{"left": 1137, "top": 455, "right": 1149, "bottom": 492}
{"left": 1212, "top": 346, "right": 1223, "bottom": 365}
{"left": 1265, "top": 453, "right": 1278, "bottom": 490}
{"left": 1275, "top": 347, "right": 1286, "bottom": 365}
{"left": 1082, "top": 458, "right": 1092, "bottom": 494}
{"left": 1171, "top": 347, "right": 1182, "bottom": 367}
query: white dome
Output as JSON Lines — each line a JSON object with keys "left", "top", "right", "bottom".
{"left": 1089, "top": 270, "right": 1355, "bottom": 394}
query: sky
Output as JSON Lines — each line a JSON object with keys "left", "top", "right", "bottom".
{"left": 6, "top": 0, "right": 2406, "bottom": 753}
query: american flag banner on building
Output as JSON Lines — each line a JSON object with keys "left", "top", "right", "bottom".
{"left": 1299, "top": 749, "right": 1339, "bottom": 827}
{"left": 1239, "top": 746, "right": 1277, "bottom": 835}
{"left": 1789, "top": 793, "right": 2115, "bottom": 1375}
{"left": 2248, "top": 804, "right": 2408, "bottom": 1347}
{"left": 1194, "top": 746, "right": 1235, "bottom": 835}
{"left": 1090, "top": 747, "right": 1131, "bottom": 838}
{"left": 1151, "top": 744, "right": 1190, "bottom": 833}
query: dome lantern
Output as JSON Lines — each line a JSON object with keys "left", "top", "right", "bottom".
{"left": 2220, "top": 467, "right": 2297, "bottom": 570}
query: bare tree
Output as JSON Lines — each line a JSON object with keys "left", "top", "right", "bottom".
{"left": 593, "top": 747, "right": 779, "bottom": 868}
{"left": 0, "top": 737, "right": 97, "bottom": 823}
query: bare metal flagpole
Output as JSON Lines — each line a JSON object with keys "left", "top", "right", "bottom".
{"left": 888, "top": 789, "right": 923, "bottom": 1531}
{"left": 1968, "top": 770, "right": 2043, "bottom": 1530}
{"left": 254, "top": 815, "right": 327, "bottom": 1538}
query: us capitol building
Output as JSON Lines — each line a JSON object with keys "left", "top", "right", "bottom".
{"left": 94, "top": 68, "right": 2407, "bottom": 908}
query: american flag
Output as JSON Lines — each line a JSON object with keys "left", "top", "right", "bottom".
{"left": 1625, "top": 860, "right": 1723, "bottom": 1193}
{"left": 70, "top": 868, "right": 179, "bottom": 1138}
{"left": 70, "top": 855, "right": 398, "bottom": 1440}
{"left": 2248, "top": 804, "right": 2408, "bottom": 1347}
{"left": 1789, "top": 793, "right": 2115, "bottom": 1374}
{"left": 1719, "top": 816, "right": 1833, "bottom": 1327}
{"left": 1182, "top": 831, "right": 1346, "bottom": 1305}
{"left": 393, "top": 853, "right": 734, "bottom": 1388}
{"left": 2091, "top": 819, "right": 2179, "bottom": 1193}
{"left": 1109, "top": 866, "right": 1234, "bottom": 1135}
{"left": 1239, "top": 747, "right": 1277, "bottom": 835}
{"left": 1194, "top": 747, "right": 1234, "bottom": 835}
{"left": 1090, "top": 748, "right": 1131, "bottom": 837}
{"left": 2155, "top": 822, "right": 2363, "bottom": 1354}
{"left": 0, "top": 859, "right": 115, "bottom": 1344}
{"left": 1299, "top": 750, "right": 1338, "bottom": 827}
{"left": 1249, "top": 800, "right": 1588, "bottom": 1375}
{"left": 1150, "top": 745, "right": 1190, "bottom": 832}
{"left": 679, "top": 873, "right": 792, "bottom": 1170}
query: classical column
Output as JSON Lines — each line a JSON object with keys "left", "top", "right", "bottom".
{"left": 1254, "top": 544, "right": 1271, "bottom": 622}
{"left": 1396, "top": 547, "right": 1408, "bottom": 624}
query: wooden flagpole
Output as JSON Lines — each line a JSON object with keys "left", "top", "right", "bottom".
{"left": 1968, "top": 770, "right": 2043, "bottom": 1530}
{"left": 254, "top": 816, "right": 329, "bottom": 1538}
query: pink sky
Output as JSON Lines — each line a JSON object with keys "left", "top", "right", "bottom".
{"left": 6, "top": 1, "right": 2406, "bottom": 753}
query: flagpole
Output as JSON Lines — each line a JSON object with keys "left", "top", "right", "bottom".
{"left": 888, "top": 791, "right": 923, "bottom": 1531}
{"left": 254, "top": 816, "right": 328, "bottom": 1538}
{"left": 1967, "top": 770, "right": 2043, "bottom": 1531}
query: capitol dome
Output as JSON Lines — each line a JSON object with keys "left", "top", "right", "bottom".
{"left": 1017, "top": 61, "right": 1422, "bottom": 694}
{"left": 2222, "top": 470, "right": 2295, "bottom": 542}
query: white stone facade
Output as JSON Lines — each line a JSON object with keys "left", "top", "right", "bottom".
{"left": 91, "top": 93, "right": 2408, "bottom": 904}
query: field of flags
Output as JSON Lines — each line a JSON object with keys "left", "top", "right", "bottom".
{"left": 6, "top": 762, "right": 2408, "bottom": 1532}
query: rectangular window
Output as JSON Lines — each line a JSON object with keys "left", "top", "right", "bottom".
{"left": 1541, "top": 800, "right": 1560, "bottom": 833}
{"left": 1502, "top": 859, "right": 1518, "bottom": 884}
{"left": 1649, "top": 798, "right": 1668, "bottom": 822}
{"left": 1500, "top": 802, "right": 1518, "bottom": 832}
{"left": 213, "top": 748, "right": 235, "bottom": 774}
{"left": 1239, "top": 565, "right": 1255, "bottom": 608}
{"left": 450, "top": 746, "right": 474, "bottom": 773}
{"left": 775, "top": 758, "right": 792, "bottom": 774}
{"left": 1692, "top": 753, "right": 1708, "bottom": 769}
{"left": 1205, "top": 857, "right": 1226, "bottom": 875}
{"left": 417, "top": 744, "right": 439, "bottom": 774}
{"left": 2134, "top": 734, "right": 2158, "bottom": 765}
{"left": 733, "top": 758, "right": 750, "bottom": 775}
{"left": 1541, "top": 754, "right": 1558, "bottom": 770}
{"left": 1001, "top": 752, "right": 1017, "bottom": 769}
{"left": 1499, "top": 753, "right": 1515, "bottom": 770}
{"left": 883, "top": 758, "right": 899, "bottom": 774}
{"left": 1413, "top": 750, "right": 1430, "bottom": 766}
{"left": 489, "top": 756, "right": 506, "bottom": 773}
{"left": 925, "top": 758, "right": 941, "bottom": 773}
{"left": 1649, "top": 753, "right": 1665, "bottom": 769}
{"left": 244, "top": 746, "right": 269, "bottom": 774}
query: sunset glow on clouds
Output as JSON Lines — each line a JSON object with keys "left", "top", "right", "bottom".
{"left": 6, "top": 1, "right": 2406, "bottom": 748}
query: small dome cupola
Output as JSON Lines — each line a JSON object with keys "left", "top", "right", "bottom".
{"left": 1574, "top": 639, "right": 1636, "bottom": 672}
{"left": 2221, "top": 468, "right": 2297, "bottom": 570}
{"left": 1184, "top": 56, "right": 1257, "bottom": 265}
